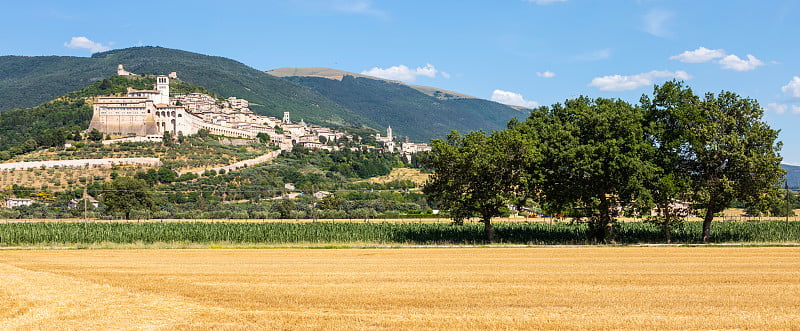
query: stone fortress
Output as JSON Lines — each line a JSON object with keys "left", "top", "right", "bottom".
{"left": 89, "top": 65, "right": 430, "bottom": 157}
{"left": 89, "top": 65, "right": 348, "bottom": 151}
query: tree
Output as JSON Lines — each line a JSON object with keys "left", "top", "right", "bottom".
{"left": 162, "top": 131, "right": 174, "bottom": 146}
{"left": 88, "top": 129, "right": 103, "bottom": 142}
{"left": 641, "top": 81, "right": 697, "bottom": 242}
{"left": 156, "top": 167, "right": 178, "bottom": 183}
{"left": 679, "top": 88, "right": 783, "bottom": 243}
{"left": 643, "top": 81, "right": 784, "bottom": 242}
{"left": 102, "top": 177, "right": 155, "bottom": 219}
{"left": 318, "top": 194, "right": 343, "bottom": 210}
{"left": 423, "top": 131, "right": 524, "bottom": 242}
{"left": 518, "top": 97, "right": 655, "bottom": 243}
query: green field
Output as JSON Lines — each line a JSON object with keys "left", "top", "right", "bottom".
{"left": 1, "top": 220, "right": 798, "bottom": 246}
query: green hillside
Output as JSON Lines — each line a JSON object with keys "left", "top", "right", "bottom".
{"left": 1, "top": 47, "right": 524, "bottom": 141}
{"left": 783, "top": 164, "right": 800, "bottom": 189}
{"left": 0, "top": 74, "right": 211, "bottom": 159}
{"left": 0, "top": 47, "right": 372, "bottom": 128}
{"left": 282, "top": 75, "right": 524, "bottom": 141}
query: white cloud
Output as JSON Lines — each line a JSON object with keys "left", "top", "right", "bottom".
{"left": 572, "top": 48, "right": 611, "bottom": 62}
{"left": 766, "top": 103, "right": 788, "bottom": 115}
{"left": 669, "top": 47, "right": 767, "bottom": 71}
{"left": 491, "top": 90, "right": 540, "bottom": 108}
{"left": 781, "top": 76, "right": 800, "bottom": 98}
{"left": 589, "top": 70, "right": 691, "bottom": 92}
{"left": 642, "top": 9, "right": 674, "bottom": 38}
{"left": 361, "top": 63, "right": 441, "bottom": 82}
{"left": 537, "top": 71, "right": 556, "bottom": 78}
{"left": 764, "top": 103, "right": 800, "bottom": 115}
{"left": 669, "top": 47, "right": 725, "bottom": 63}
{"left": 718, "top": 54, "right": 764, "bottom": 71}
{"left": 64, "top": 36, "right": 110, "bottom": 53}
{"left": 525, "top": 0, "right": 567, "bottom": 5}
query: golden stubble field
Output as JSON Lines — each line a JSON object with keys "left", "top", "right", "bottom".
{"left": 0, "top": 247, "right": 798, "bottom": 330}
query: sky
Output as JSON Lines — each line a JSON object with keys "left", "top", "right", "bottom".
{"left": 2, "top": 0, "right": 800, "bottom": 163}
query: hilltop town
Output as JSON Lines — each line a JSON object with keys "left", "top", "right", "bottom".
{"left": 89, "top": 65, "right": 430, "bottom": 157}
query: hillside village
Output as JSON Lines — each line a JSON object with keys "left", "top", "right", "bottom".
{"left": 91, "top": 65, "right": 431, "bottom": 156}
{"left": 1, "top": 66, "right": 431, "bottom": 209}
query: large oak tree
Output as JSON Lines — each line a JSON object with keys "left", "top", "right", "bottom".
{"left": 515, "top": 97, "right": 655, "bottom": 242}
{"left": 423, "top": 130, "right": 529, "bottom": 242}
{"left": 645, "top": 82, "right": 784, "bottom": 242}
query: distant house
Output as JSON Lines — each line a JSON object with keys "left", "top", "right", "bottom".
{"left": 6, "top": 198, "right": 33, "bottom": 208}
{"left": 313, "top": 191, "right": 331, "bottom": 200}
{"left": 650, "top": 200, "right": 693, "bottom": 217}
{"left": 67, "top": 198, "right": 100, "bottom": 209}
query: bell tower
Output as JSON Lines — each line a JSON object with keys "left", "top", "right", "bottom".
{"left": 156, "top": 75, "right": 169, "bottom": 104}
{"left": 386, "top": 126, "right": 393, "bottom": 141}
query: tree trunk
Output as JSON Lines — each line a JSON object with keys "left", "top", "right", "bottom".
{"left": 663, "top": 206, "right": 672, "bottom": 244}
{"left": 481, "top": 217, "right": 495, "bottom": 243}
{"left": 596, "top": 198, "right": 613, "bottom": 243}
{"left": 702, "top": 207, "right": 714, "bottom": 244}
{"left": 664, "top": 222, "right": 671, "bottom": 244}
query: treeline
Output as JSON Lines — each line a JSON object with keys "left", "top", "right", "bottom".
{"left": 424, "top": 81, "right": 785, "bottom": 243}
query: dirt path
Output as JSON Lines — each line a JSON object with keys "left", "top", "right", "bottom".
{"left": 186, "top": 150, "right": 280, "bottom": 175}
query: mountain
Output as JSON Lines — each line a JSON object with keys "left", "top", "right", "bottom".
{"left": 267, "top": 67, "right": 478, "bottom": 100}
{"left": 267, "top": 68, "right": 525, "bottom": 140}
{"left": 0, "top": 47, "right": 372, "bottom": 128}
{"left": 1, "top": 47, "right": 525, "bottom": 141}
{"left": 782, "top": 164, "right": 800, "bottom": 189}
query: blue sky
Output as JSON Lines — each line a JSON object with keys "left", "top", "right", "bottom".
{"left": 2, "top": 0, "right": 800, "bottom": 163}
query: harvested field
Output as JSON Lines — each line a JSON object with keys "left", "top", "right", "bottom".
{"left": 1, "top": 247, "right": 798, "bottom": 329}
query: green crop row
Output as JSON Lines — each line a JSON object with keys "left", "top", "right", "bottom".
{"left": 1, "top": 221, "right": 799, "bottom": 246}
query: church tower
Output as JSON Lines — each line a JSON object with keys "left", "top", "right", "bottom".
{"left": 283, "top": 112, "right": 291, "bottom": 124}
{"left": 156, "top": 75, "right": 169, "bottom": 104}
{"left": 386, "top": 126, "right": 393, "bottom": 141}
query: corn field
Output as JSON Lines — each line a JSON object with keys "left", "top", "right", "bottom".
{"left": 0, "top": 221, "right": 798, "bottom": 245}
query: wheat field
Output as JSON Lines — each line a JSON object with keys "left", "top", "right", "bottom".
{"left": 1, "top": 247, "right": 798, "bottom": 329}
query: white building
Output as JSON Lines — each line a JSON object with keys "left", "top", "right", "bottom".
{"left": 6, "top": 198, "right": 33, "bottom": 208}
{"left": 89, "top": 66, "right": 349, "bottom": 150}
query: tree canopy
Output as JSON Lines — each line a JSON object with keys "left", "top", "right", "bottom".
{"left": 511, "top": 96, "right": 655, "bottom": 242}
{"left": 424, "top": 81, "right": 784, "bottom": 243}
{"left": 423, "top": 131, "right": 526, "bottom": 242}
{"left": 102, "top": 177, "right": 155, "bottom": 219}
{"left": 642, "top": 81, "right": 783, "bottom": 242}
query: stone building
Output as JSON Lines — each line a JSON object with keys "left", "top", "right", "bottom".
{"left": 89, "top": 70, "right": 268, "bottom": 139}
{"left": 89, "top": 66, "right": 400, "bottom": 156}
